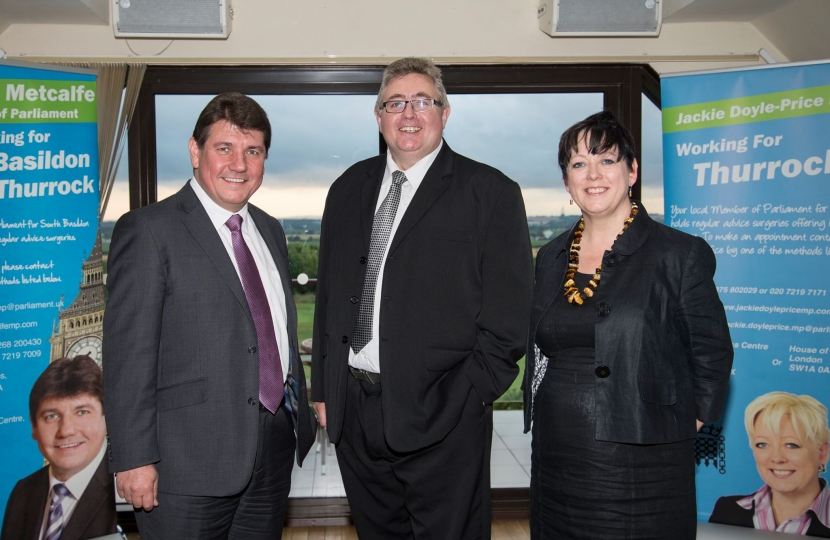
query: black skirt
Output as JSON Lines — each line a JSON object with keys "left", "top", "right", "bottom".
{"left": 530, "top": 350, "right": 697, "bottom": 540}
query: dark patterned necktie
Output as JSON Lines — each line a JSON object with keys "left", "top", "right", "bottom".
{"left": 226, "top": 214, "right": 283, "bottom": 413}
{"left": 352, "top": 170, "right": 407, "bottom": 353}
{"left": 44, "top": 483, "right": 70, "bottom": 540}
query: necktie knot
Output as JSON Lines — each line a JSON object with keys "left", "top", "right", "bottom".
{"left": 226, "top": 214, "right": 243, "bottom": 233}
{"left": 392, "top": 170, "right": 407, "bottom": 187}
{"left": 52, "top": 483, "right": 70, "bottom": 502}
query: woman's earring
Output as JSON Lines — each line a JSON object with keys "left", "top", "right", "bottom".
{"left": 821, "top": 464, "right": 827, "bottom": 474}
{"left": 569, "top": 199, "right": 573, "bottom": 205}
{"left": 628, "top": 187, "right": 633, "bottom": 198}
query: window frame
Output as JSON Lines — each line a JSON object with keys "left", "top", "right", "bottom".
{"left": 122, "top": 63, "right": 662, "bottom": 525}
{"left": 128, "top": 63, "right": 660, "bottom": 208}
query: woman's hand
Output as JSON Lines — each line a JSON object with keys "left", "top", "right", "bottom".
{"left": 696, "top": 419, "right": 704, "bottom": 432}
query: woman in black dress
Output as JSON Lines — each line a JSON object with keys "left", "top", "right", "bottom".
{"left": 522, "top": 111, "right": 733, "bottom": 539}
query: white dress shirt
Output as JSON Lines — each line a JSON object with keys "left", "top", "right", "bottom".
{"left": 190, "top": 178, "right": 290, "bottom": 382}
{"left": 40, "top": 442, "right": 106, "bottom": 540}
{"left": 348, "top": 141, "right": 443, "bottom": 373}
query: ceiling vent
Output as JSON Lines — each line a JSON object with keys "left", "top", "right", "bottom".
{"left": 113, "top": 0, "right": 233, "bottom": 39}
{"left": 538, "top": 0, "right": 662, "bottom": 37}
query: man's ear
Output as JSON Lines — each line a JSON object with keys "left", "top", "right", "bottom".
{"left": 188, "top": 137, "right": 201, "bottom": 169}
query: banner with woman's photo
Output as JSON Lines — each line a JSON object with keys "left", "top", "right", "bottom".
{"left": 662, "top": 60, "right": 830, "bottom": 534}
{"left": 0, "top": 60, "right": 104, "bottom": 526}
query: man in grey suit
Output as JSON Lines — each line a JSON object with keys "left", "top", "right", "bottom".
{"left": 103, "top": 93, "right": 315, "bottom": 540}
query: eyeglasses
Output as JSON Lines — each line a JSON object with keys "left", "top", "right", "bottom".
{"left": 381, "top": 98, "right": 442, "bottom": 114}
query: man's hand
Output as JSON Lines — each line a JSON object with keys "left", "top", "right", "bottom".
{"left": 116, "top": 464, "right": 159, "bottom": 511}
{"left": 313, "top": 402, "right": 327, "bottom": 428}
{"left": 696, "top": 419, "right": 704, "bottom": 432}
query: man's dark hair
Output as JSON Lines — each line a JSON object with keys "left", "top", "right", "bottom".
{"left": 29, "top": 355, "right": 103, "bottom": 424}
{"left": 192, "top": 92, "right": 272, "bottom": 156}
{"left": 558, "top": 110, "right": 637, "bottom": 178}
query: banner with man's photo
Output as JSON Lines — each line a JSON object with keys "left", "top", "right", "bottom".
{"left": 662, "top": 60, "right": 830, "bottom": 533}
{"left": 0, "top": 60, "right": 104, "bottom": 524}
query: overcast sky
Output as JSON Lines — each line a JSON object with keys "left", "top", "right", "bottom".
{"left": 105, "top": 92, "right": 664, "bottom": 221}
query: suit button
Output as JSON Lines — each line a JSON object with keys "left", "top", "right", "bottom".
{"left": 341, "top": 336, "right": 349, "bottom": 343}
{"left": 248, "top": 345, "right": 257, "bottom": 354}
{"left": 248, "top": 397, "right": 257, "bottom": 405}
{"left": 595, "top": 365, "right": 611, "bottom": 378}
{"left": 350, "top": 296, "right": 359, "bottom": 304}
{"left": 359, "top": 256, "right": 367, "bottom": 264}
{"left": 596, "top": 302, "right": 610, "bottom": 317}
{"left": 605, "top": 255, "right": 618, "bottom": 267}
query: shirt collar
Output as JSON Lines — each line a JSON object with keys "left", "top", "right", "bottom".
{"left": 739, "top": 479, "right": 830, "bottom": 530}
{"left": 49, "top": 440, "right": 106, "bottom": 500}
{"left": 812, "top": 478, "right": 830, "bottom": 528}
{"left": 190, "top": 177, "right": 250, "bottom": 231}
{"left": 384, "top": 140, "right": 443, "bottom": 189}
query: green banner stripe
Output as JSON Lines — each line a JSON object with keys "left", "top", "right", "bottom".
{"left": 663, "top": 84, "right": 830, "bottom": 133}
{"left": 0, "top": 78, "right": 97, "bottom": 124}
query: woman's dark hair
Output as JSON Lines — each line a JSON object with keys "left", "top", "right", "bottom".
{"left": 29, "top": 355, "right": 103, "bottom": 424}
{"left": 558, "top": 110, "right": 636, "bottom": 178}
{"left": 192, "top": 92, "right": 271, "bottom": 157}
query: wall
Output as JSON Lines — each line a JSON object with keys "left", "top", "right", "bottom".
{"left": 0, "top": 0, "right": 788, "bottom": 74}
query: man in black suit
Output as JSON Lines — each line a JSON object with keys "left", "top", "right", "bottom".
{"left": 103, "top": 93, "right": 314, "bottom": 539}
{"left": 312, "top": 57, "right": 533, "bottom": 539}
{"left": 1, "top": 355, "right": 117, "bottom": 540}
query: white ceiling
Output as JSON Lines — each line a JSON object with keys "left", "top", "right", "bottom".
{"left": 0, "top": 0, "right": 828, "bottom": 62}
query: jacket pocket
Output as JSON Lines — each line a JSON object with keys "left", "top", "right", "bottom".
{"left": 157, "top": 378, "right": 208, "bottom": 412}
{"left": 428, "top": 227, "right": 474, "bottom": 243}
{"left": 638, "top": 376, "right": 676, "bottom": 405}
{"left": 425, "top": 347, "right": 470, "bottom": 371}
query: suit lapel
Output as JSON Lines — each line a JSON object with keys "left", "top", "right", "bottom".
{"left": 248, "top": 206, "right": 296, "bottom": 343}
{"left": 177, "top": 184, "right": 254, "bottom": 326}
{"left": 23, "top": 468, "right": 50, "bottom": 540}
{"left": 532, "top": 223, "right": 578, "bottom": 332}
{"left": 360, "top": 158, "right": 386, "bottom": 253}
{"left": 59, "top": 458, "right": 110, "bottom": 540}
{"left": 388, "top": 143, "right": 452, "bottom": 255}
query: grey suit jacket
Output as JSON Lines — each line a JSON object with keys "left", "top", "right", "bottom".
{"left": 103, "top": 182, "right": 314, "bottom": 497}
{"left": 1, "top": 457, "right": 117, "bottom": 540}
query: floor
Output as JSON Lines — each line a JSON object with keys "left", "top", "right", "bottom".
{"left": 281, "top": 521, "right": 530, "bottom": 539}
{"left": 289, "top": 410, "right": 531, "bottom": 497}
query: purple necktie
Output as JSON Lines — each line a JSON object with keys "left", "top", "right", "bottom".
{"left": 44, "top": 483, "right": 70, "bottom": 540}
{"left": 226, "top": 214, "right": 283, "bottom": 414}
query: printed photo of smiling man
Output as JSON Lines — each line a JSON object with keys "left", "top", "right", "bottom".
{"left": 1, "top": 355, "right": 117, "bottom": 540}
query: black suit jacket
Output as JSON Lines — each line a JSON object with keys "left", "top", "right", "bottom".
{"left": 709, "top": 493, "right": 830, "bottom": 537}
{"left": 1, "top": 457, "right": 117, "bottom": 540}
{"left": 103, "top": 182, "right": 315, "bottom": 497}
{"left": 522, "top": 203, "right": 733, "bottom": 443}
{"left": 312, "top": 143, "right": 534, "bottom": 452}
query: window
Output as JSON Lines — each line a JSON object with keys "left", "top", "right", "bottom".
{"left": 122, "top": 63, "right": 660, "bottom": 512}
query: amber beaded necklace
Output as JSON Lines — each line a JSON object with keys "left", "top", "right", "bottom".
{"left": 564, "top": 201, "right": 639, "bottom": 305}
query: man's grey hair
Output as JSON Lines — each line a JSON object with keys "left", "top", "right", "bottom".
{"left": 375, "top": 57, "right": 450, "bottom": 112}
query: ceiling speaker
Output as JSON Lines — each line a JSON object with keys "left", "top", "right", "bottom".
{"left": 113, "top": 0, "right": 233, "bottom": 39}
{"left": 538, "top": 0, "right": 662, "bottom": 37}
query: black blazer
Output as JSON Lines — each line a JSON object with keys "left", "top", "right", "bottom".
{"left": 312, "top": 142, "right": 534, "bottom": 452}
{"left": 1, "top": 457, "right": 117, "bottom": 540}
{"left": 522, "top": 203, "right": 733, "bottom": 444}
{"left": 104, "top": 183, "right": 315, "bottom": 497}
{"left": 709, "top": 493, "right": 830, "bottom": 537}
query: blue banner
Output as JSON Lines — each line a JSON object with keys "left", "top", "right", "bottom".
{"left": 0, "top": 60, "right": 99, "bottom": 520}
{"left": 662, "top": 61, "right": 830, "bottom": 528}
